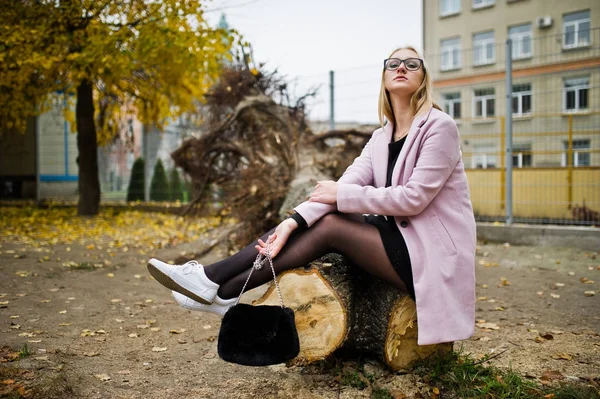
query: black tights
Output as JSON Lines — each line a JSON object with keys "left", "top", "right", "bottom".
{"left": 203, "top": 213, "right": 409, "bottom": 299}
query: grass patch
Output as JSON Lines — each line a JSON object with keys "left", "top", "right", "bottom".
{"left": 372, "top": 387, "right": 394, "bottom": 399}
{"left": 340, "top": 369, "right": 368, "bottom": 389}
{"left": 70, "top": 262, "right": 96, "bottom": 271}
{"left": 18, "top": 344, "right": 31, "bottom": 359}
{"left": 414, "top": 349, "right": 599, "bottom": 399}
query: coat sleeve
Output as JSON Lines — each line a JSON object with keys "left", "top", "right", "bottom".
{"left": 293, "top": 129, "right": 378, "bottom": 226}
{"left": 336, "top": 119, "right": 460, "bottom": 216}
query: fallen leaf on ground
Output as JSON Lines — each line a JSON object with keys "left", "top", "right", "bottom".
{"left": 551, "top": 353, "right": 573, "bottom": 361}
{"left": 83, "top": 352, "right": 100, "bottom": 357}
{"left": 550, "top": 293, "right": 560, "bottom": 299}
{"left": 128, "top": 333, "right": 138, "bottom": 338}
{"left": 584, "top": 291, "right": 595, "bottom": 297}
{"left": 94, "top": 374, "right": 111, "bottom": 381}
{"left": 106, "top": 273, "right": 114, "bottom": 278}
{"left": 541, "top": 370, "right": 564, "bottom": 381}
{"left": 151, "top": 347, "right": 167, "bottom": 352}
{"left": 476, "top": 322, "right": 500, "bottom": 330}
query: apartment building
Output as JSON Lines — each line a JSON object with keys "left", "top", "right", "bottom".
{"left": 423, "top": 0, "right": 599, "bottom": 169}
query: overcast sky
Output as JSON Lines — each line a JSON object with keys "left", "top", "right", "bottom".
{"left": 204, "top": 0, "right": 423, "bottom": 124}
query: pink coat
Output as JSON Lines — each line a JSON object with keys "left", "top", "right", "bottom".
{"left": 295, "top": 107, "right": 476, "bottom": 345}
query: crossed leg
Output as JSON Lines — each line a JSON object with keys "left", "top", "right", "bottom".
{"left": 203, "top": 213, "right": 409, "bottom": 299}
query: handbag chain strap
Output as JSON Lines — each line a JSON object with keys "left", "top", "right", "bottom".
{"left": 235, "top": 243, "right": 285, "bottom": 308}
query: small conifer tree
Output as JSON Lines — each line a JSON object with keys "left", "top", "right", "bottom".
{"left": 150, "top": 159, "right": 169, "bottom": 201}
{"left": 126, "top": 157, "right": 145, "bottom": 202}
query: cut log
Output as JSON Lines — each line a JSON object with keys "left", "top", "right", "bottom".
{"left": 254, "top": 254, "right": 452, "bottom": 370}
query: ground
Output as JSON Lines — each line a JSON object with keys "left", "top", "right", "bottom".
{"left": 0, "top": 208, "right": 599, "bottom": 398}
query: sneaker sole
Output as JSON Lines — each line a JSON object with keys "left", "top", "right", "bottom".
{"left": 147, "top": 263, "right": 213, "bottom": 305}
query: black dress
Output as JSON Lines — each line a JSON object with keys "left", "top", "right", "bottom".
{"left": 289, "top": 135, "right": 415, "bottom": 299}
{"left": 364, "top": 135, "right": 415, "bottom": 300}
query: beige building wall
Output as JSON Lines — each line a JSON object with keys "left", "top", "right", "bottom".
{"left": 424, "top": 0, "right": 599, "bottom": 79}
{"left": 423, "top": 0, "right": 599, "bottom": 168}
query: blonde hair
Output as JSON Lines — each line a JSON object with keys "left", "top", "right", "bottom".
{"left": 377, "top": 46, "right": 441, "bottom": 127}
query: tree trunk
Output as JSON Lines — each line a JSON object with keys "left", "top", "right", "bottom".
{"left": 76, "top": 79, "right": 100, "bottom": 216}
{"left": 254, "top": 254, "right": 452, "bottom": 370}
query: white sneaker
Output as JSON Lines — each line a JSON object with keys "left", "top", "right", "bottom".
{"left": 147, "top": 258, "right": 219, "bottom": 305}
{"left": 172, "top": 291, "right": 236, "bottom": 316}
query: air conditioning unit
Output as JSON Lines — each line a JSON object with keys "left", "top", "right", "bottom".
{"left": 536, "top": 16, "right": 553, "bottom": 29}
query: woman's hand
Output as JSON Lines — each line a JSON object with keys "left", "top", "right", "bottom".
{"left": 255, "top": 218, "right": 298, "bottom": 258}
{"left": 309, "top": 180, "right": 338, "bottom": 204}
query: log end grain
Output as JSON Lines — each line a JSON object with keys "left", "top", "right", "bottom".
{"left": 254, "top": 267, "right": 348, "bottom": 362}
{"left": 384, "top": 296, "right": 453, "bottom": 370}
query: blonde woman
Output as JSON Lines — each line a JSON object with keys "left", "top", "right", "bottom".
{"left": 148, "top": 46, "right": 477, "bottom": 346}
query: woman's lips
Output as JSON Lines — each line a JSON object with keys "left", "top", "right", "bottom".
{"left": 394, "top": 76, "right": 408, "bottom": 81}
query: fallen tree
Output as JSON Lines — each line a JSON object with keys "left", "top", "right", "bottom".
{"left": 254, "top": 254, "right": 452, "bottom": 370}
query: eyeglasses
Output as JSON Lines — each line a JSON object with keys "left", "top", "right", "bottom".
{"left": 383, "top": 58, "right": 424, "bottom": 72}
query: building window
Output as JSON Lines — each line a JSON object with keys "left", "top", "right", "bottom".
{"left": 472, "top": 143, "right": 497, "bottom": 169}
{"left": 562, "top": 140, "right": 590, "bottom": 167}
{"left": 563, "top": 10, "right": 590, "bottom": 49}
{"left": 474, "top": 88, "right": 495, "bottom": 118}
{"left": 512, "top": 84, "right": 532, "bottom": 116}
{"left": 508, "top": 23, "right": 532, "bottom": 59}
{"left": 473, "top": 0, "right": 495, "bottom": 8}
{"left": 512, "top": 143, "right": 532, "bottom": 168}
{"left": 440, "top": 37, "right": 461, "bottom": 71}
{"left": 473, "top": 31, "right": 495, "bottom": 65}
{"left": 442, "top": 93, "right": 461, "bottom": 119}
{"left": 563, "top": 77, "right": 589, "bottom": 112}
{"left": 440, "top": 0, "right": 461, "bottom": 16}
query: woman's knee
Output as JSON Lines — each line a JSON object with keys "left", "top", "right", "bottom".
{"left": 312, "top": 213, "right": 351, "bottom": 240}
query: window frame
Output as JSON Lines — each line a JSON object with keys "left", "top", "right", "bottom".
{"left": 508, "top": 23, "right": 533, "bottom": 60}
{"left": 472, "top": 0, "right": 495, "bottom": 9}
{"left": 440, "top": 37, "right": 462, "bottom": 71}
{"left": 442, "top": 92, "right": 462, "bottom": 119}
{"left": 440, "top": 0, "right": 461, "bottom": 16}
{"left": 512, "top": 83, "right": 532, "bottom": 116}
{"left": 473, "top": 88, "right": 496, "bottom": 118}
{"left": 512, "top": 143, "right": 532, "bottom": 168}
{"left": 562, "top": 10, "right": 591, "bottom": 49}
{"left": 473, "top": 31, "right": 496, "bottom": 66}
{"left": 563, "top": 77, "right": 589, "bottom": 112}
{"left": 561, "top": 139, "right": 591, "bottom": 167}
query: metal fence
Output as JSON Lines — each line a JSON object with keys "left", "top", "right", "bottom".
{"left": 8, "top": 27, "right": 598, "bottom": 226}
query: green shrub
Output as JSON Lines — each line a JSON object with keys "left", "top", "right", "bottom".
{"left": 150, "top": 159, "right": 169, "bottom": 201}
{"left": 126, "top": 157, "right": 145, "bottom": 202}
{"left": 169, "top": 168, "right": 184, "bottom": 202}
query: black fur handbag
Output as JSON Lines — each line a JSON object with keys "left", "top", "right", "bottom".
{"left": 217, "top": 248, "right": 300, "bottom": 366}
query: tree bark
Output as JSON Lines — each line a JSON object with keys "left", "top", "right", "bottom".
{"left": 76, "top": 79, "right": 100, "bottom": 216}
{"left": 254, "top": 254, "right": 452, "bottom": 370}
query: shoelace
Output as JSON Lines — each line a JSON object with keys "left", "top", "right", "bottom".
{"left": 181, "top": 260, "right": 201, "bottom": 274}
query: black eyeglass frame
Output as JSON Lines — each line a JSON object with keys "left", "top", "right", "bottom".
{"left": 383, "top": 58, "right": 425, "bottom": 72}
